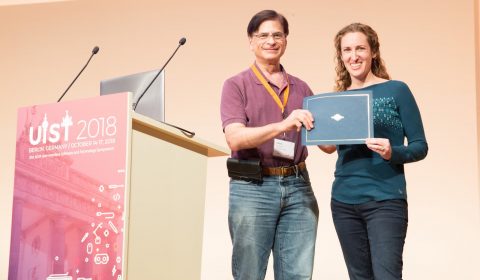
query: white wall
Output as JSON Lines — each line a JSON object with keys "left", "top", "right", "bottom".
{"left": 1, "top": 0, "right": 479, "bottom": 279}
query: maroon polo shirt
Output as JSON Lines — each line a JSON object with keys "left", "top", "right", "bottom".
{"left": 221, "top": 65, "right": 313, "bottom": 167}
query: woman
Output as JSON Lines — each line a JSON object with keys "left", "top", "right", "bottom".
{"left": 328, "top": 23, "right": 428, "bottom": 280}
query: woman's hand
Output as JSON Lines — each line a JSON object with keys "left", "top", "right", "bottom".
{"left": 365, "top": 138, "right": 392, "bottom": 160}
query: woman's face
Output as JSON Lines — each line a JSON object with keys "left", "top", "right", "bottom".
{"left": 340, "top": 32, "right": 375, "bottom": 82}
{"left": 249, "top": 20, "right": 287, "bottom": 64}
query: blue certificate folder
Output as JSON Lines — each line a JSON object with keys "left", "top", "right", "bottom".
{"left": 302, "top": 91, "right": 373, "bottom": 145}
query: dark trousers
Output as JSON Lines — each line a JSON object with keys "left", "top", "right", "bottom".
{"left": 331, "top": 199, "right": 408, "bottom": 280}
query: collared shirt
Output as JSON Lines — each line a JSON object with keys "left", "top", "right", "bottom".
{"left": 220, "top": 65, "right": 313, "bottom": 167}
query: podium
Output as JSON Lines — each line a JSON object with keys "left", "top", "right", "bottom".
{"left": 8, "top": 93, "right": 228, "bottom": 280}
{"left": 127, "top": 112, "right": 228, "bottom": 279}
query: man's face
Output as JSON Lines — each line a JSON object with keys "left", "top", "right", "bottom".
{"left": 249, "top": 20, "right": 287, "bottom": 64}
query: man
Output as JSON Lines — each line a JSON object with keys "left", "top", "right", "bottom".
{"left": 220, "top": 10, "right": 319, "bottom": 280}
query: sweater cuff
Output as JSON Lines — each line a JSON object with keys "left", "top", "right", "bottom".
{"left": 389, "top": 146, "right": 403, "bottom": 164}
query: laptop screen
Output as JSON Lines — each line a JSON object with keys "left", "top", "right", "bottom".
{"left": 100, "top": 69, "right": 165, "bottom": 122}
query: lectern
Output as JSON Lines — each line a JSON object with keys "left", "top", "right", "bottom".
{"left": 8, "top": 93, "right": 228, "bottom": 280}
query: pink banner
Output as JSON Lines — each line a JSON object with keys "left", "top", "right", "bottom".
{"left": 9, "top": 93, "right": 130, "bottom": 280}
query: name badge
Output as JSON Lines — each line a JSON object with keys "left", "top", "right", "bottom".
{"left": 273, "top": 138, "right": 295, "bottom": 160}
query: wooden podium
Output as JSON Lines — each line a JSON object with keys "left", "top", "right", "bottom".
{"left": 8, "top": 94, "right": 228, "bottom": 280}
{"left": 126, "top": 113, "right": 228, "bottom": 279}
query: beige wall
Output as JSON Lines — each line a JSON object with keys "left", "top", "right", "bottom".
{"left": 1, "top": 0, "right": 479, "bottom": 279}
{"left": 477, "top": 0, "right": 480, "bottom": 202}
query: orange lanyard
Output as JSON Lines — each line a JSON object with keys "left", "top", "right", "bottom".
{"left": 250, "top": 64, "right": 290, "bottom": 114}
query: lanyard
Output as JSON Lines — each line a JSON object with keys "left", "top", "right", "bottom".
{"left": 250, "top": 64, "right": 290, "bottom": 114}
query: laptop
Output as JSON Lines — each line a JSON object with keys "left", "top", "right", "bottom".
{"left": 100, "top": 69, "right": 165, "bottom": 122}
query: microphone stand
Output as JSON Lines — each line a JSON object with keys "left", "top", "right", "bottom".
{"left": 133, "top": 38, "right": 185, "bottom": 111}
{"left": 161, "top": 121, "right": 195, "bottom": 138}
{"left": 134, "top": 37, "right": 194, "bottom": 138}
{"left": 58, "top": 46, "right": 99, "bottom": 102}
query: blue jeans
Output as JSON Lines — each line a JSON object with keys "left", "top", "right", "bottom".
{"left": 228, "top": 170, "right": 319, "bottom": 280}
{"left": 331, "top": 199, "right": 408, "bottom": 280}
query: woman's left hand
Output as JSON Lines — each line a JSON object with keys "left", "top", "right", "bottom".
{"left": 365, "top": 138, "right": 392, "bottom": 160}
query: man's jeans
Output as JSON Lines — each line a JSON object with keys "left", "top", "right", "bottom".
{"left": 331, "top": 199, "right": 408, "bottom": 280}
{"left": 228, "top": 170, "right": 319, "bottom": 280}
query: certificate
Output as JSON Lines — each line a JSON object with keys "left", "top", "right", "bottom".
{"left": 302, "top": 91, "right": 373, "bottom": 145}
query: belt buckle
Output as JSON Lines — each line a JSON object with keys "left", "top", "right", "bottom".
{"left": 293, "top": 164, "right": 299, "bottom": 176}
{"left": 281, "top": 165, "right": 295, "bottom": 176}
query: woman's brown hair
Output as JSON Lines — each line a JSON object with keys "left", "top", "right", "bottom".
{"left": 334, "top": 23, "right": 390, "bottom": 91}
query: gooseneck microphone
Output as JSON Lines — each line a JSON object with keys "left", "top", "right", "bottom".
{"left": 57, "top": 46, "right": 100, "bottom": 102}
{"left": 133, "top": 37, "right": 195, "bottom": 138}
{"left": 133, "top": 37, "right": 186, "bottom": 111}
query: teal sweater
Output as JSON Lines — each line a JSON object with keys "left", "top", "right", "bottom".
{"left": 332, "top": 80, "right": 428, "bottom": 204}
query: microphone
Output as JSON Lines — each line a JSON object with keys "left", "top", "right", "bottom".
{"left": 57, "top": 46, "right": 100, "bottom": 102}
{"left": 133, "top": 37, "right": 195, "bottom": 138}
{"left": 133, "top": 37, "right": 186, "bottom": 111}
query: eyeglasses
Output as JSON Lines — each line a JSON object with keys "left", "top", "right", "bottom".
{"left": 253, "top": 32, "right": 286, "bottom": 42}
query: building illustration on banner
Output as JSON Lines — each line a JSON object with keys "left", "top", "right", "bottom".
{"left": 9, "top": 94, "right": 129, "bottom": 280}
